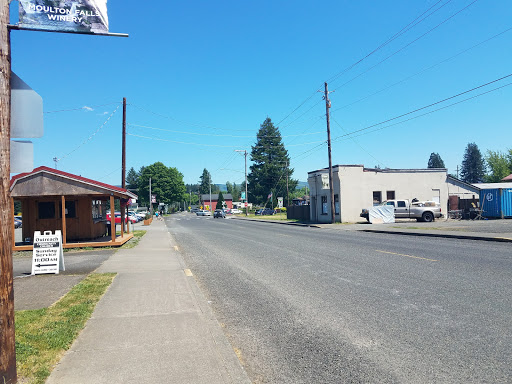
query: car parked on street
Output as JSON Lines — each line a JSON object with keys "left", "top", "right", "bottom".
{"left": 14, "top": 218, "right": 22, "bottom": 228}
{"left": 255, "top": 208, "right": 276, "bottom": 215}
{"left": 214, "top": 209, "right": 226, "bottom": 218}
{"left": 106, "top": 212, "right": 129, "bottom": 224}
{"left": 196, "top": 210, "right": 211, "bottom": 216}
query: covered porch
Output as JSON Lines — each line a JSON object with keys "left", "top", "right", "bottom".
{"left": 10, "top": 167, "right": 137, "bottom": 251}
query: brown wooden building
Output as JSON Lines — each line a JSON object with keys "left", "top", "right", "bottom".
{"left": 10, "top": 166, "right": 137, "bottom": 251}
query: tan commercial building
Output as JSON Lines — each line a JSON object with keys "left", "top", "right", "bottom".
{"left": 308, "top": 165, "right": 452, "bottom": 223}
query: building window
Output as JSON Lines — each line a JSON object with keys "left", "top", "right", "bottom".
{"left": 92, "top": 200, "right": 106, "bottom": 221}
{"left": 334, "top": 194, "right": 340, "bottom": 215}
{"left": 373, "top": 191, "right": 382, "bottom": 205}
{"left": 65, "top": 201, "right": 76, "bottom": 218}
{"left": 38, "top": 202, "right": 55, "bottom": 219}
{"left": 387, "top": 191, "right": 395, "bottom": 200}
{"left": 321, "top": 196, "right": 328, "bottom": 214}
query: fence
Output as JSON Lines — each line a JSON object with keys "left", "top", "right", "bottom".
{"left": 286, "top": 205, "right": 310, "bottom": 221}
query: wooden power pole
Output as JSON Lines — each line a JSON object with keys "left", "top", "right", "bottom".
{"left": 120, "top": 97, "right": 126, "bottom": 233}
{"left": 0, "top": 5, "right": 17, "bottom": 382}
{"left": 324, "top": 82, "right": 335, "bottom": 224}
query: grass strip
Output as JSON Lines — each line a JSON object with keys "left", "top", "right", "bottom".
{"left": 119, "top": 229, "right": 146, "bottom": 249}
{"left": 15, "top": 273, "right": 116, "bottom": 384}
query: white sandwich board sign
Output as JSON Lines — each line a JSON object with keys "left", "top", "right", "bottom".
{"left": 31, "top": 230, "right": 65, "bottom": 275}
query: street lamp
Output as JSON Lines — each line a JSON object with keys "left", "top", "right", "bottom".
{"left": 235, "top": 150, "right": 248, "bottom": 216}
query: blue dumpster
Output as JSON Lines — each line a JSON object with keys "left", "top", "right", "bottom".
{"left": 480, "top": 188, "right": 512, "bottom": 218}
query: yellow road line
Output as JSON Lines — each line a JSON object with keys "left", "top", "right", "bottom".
{"left": 184, "top": 269, "right": 193, "bottom": 277}
{"left": 376, "top": 250, "right": 438, "bottom": 262}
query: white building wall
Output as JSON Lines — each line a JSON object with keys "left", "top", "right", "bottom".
{"left": 309, "top": 166, "right": 449, "bottom": 223}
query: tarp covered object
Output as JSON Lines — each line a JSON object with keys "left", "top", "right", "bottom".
{"left": 369, "top": 205, "right": 395, "bottom": 224}
{"left": 19, "top": 0, "right": 108, "bottom": 33}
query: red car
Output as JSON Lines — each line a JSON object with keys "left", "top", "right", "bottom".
{"left": 106, "top": 212, "right": 133, "bottom": 224}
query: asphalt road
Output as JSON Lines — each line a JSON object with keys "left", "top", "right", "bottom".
{"left": 166, "top": 213, "right": 512, "bottom": 383}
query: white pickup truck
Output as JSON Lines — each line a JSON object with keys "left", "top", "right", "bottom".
{"left": 361, "top": 199, "right": 443, "bottom": 222}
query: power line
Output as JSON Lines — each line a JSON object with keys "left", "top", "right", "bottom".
{"left": 55, "top": 105, "right": 120, "bottom": 164}
{"left": 290, "top": 75, "right": 512, "bottom": 165}
{"left": 127, "top": 123, "right": 323, "bottom": 138}
{"left": 275, "top": 0, "right": 453, "bottom": 127}
{"left": 128, "top": 103, "right": 255, "bottom": 132}
{"left": 331, "top": 0, "right": 479, "bottom": 92}
{"left": 333, "top": 26, "right": 512, "bottom": 112}
{"left": 332, "top": 76, "right": 512, "bottom": 142}
{"left": 330, "top": 114, "right": 387, "bottom": 168}
{"left": 327, "top": 0, "right": 452, "bottom": 85}
{"left": 44, "top": 102, "right": 120, "bottom": 114}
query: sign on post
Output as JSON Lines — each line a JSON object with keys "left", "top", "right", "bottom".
{"left": 19, "top": 0, "right": 109, "bottom": 34}
{"left": 31, "top": 230, "right": 65, "bottom": 275}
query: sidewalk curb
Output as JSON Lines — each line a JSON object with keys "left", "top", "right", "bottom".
{"left": 359, "top": 229, "right": 512, "bottom": 243}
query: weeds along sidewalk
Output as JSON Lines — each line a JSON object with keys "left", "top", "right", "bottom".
{"left": 46, "top": 219, "right": 250, "bottom": 384}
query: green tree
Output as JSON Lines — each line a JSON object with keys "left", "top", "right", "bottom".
{"left": 247, "top": 118, "right": 298, "bottom": 205}
{"left": 485, "top": 150, "right": 511, "bottom": 182}
{"left": 126, "top": 167, "right": 139, "bottom": 190}
{"left": 137, "top": 162, "right": 186, "bottom": 208}
{"left": 199, "top": 168, "right": 212, "bottom": 195}
{"left": 460, "top": 143, "right": 486, "bottom": 183}
{"left": 427, "top": 152, "right": 446, "bottom": 169}
{"left": 216, "top": 191, "right": 225, "bottom": 209}
{"left": 226, "top": 181, "right": 241, "bottom": 201}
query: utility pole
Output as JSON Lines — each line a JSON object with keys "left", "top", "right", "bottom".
{"left": 120, "top": 97, "right": 126, "bottom": 233}
{"left": 209, "top": 173, "right": 212, "bottom": 213}
{"left": 1, "top": 6, "right": 17, "bottom": 382}
{"left": 235, "top": 150, "right": 248, "bottom": 216}
{"left": 149, "top": 177, "right": 152, "bottom": 216}
{"left": 324, "top": 82, "right": 335, "bottom": 224}
{"left": 286, "top": 161, "right": 289, "bottom": 208}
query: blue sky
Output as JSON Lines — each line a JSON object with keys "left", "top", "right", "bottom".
{"left": 9, "top": 0, "right": 512, "bottom": 188}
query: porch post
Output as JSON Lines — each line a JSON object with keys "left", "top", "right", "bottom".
{"left": 120, "top": 200, "right": 124, "bottom": 238}
{"left": 11, "top": 198, "right": 14, "bottom": 246}
{"left": 110, "top": 195, "right": 115, "bottom": 243}
{"left": 61, "top": 196, "right": 67, "bottom": 245}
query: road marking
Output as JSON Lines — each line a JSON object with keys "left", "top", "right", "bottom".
{"left": 174, "top": 245, "right": 179, "bottom": 251}
{"left": 376, "top": 250, "right": 438, "bottom": 262}
{"left": 184, "top": 269, "right": 193, "bottom": 277}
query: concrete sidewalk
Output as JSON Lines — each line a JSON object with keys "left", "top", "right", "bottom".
{"left": 46, "top": 219, "right": 250, "bottom": 384}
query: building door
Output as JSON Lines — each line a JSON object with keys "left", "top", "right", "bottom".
{"left": 311, "top": 197, "right": 317, "bottom": 222}
{"left": 432, "top": 189, "right": 441, "bottom": 204}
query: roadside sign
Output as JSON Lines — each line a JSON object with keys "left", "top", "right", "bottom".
{"left": 245, "top": 203, "right": 248, "bottom": 207}
{"left": 31, "top": 230, "right": 65, "bottom": 275}
{"left": 241, "top": 192, "right": 246, "bottom": 200}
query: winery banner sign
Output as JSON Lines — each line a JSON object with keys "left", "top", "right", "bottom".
{"left": 19, "top": 0, "right": 109, "bottom": 33}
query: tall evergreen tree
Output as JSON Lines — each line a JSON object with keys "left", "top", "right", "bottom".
{"left": 247, "top": 117, "right": 298, "bottom": 205}
{"left": 199, "top": 168, "right": 212, "bottom": 194}
{"left": 216, "top": 191, "right": 225, "bottom": 209}
{"left": 427, "top": 153, "right": 446, "bottom": 169}
{"left": 460, "top": 143, "right": 485, "bottom": 183}
{"left": 126, "top": 167, "right": 139, "bottom": 190}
